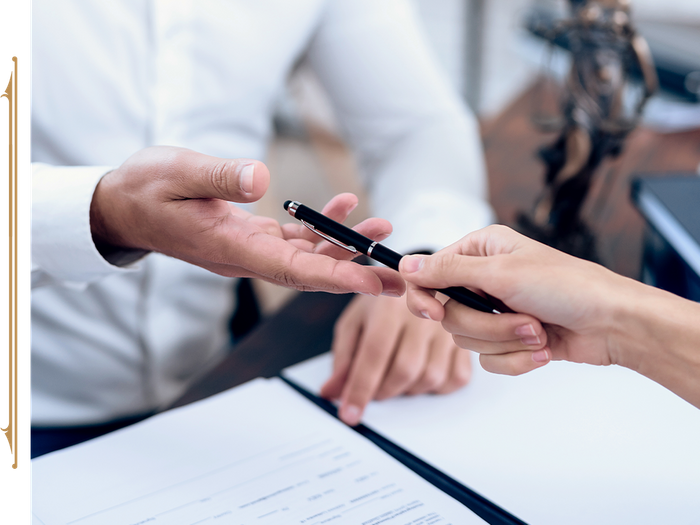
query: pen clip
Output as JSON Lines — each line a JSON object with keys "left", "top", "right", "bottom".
{"left": 301, "top": 220, "right": 358, "bottom": 254}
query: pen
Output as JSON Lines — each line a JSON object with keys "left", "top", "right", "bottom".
{"left": 284, "top": 200, "right": 501, "bottom": 314}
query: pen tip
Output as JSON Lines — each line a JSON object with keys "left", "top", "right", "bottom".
{"left": 283, "top": 200, "right": 291, "bottom": 211}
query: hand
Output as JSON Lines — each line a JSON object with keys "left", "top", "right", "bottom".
{"left": 399, "top": 225, "right": 700, "bottom": 409}
{"left": 90, "top": 146, "right": 404, "bottom": 296}
{"left": 398, "top": 225, "right": 635, "bottom": 375}
{"left": 320, "top": 293, "right": 471, "bottom": 426}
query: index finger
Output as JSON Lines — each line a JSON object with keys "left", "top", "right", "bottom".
{"left": 399, "top": 252, "right": 497, "bottom": 298}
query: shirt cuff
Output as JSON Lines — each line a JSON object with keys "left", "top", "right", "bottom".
{"left": 32, "top": 163, "right": 144, "bottom": 287}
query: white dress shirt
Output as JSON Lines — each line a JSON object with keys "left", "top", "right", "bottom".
{"left": 31, "top": 0, "right": 493, "bottom": 426}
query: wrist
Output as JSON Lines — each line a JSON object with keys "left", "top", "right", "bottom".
{"left": 90, "top": 171, "right": 150, "bottom": 266}
{"left": 611, "top": 278, "right": 700, "bottom": 407}
{"left": 601, "top": 273, "right": 650, "bottom": 369}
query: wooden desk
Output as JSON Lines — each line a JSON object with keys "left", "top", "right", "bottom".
{"left": 176, "top": 85, "right": 700, "bottom": 406}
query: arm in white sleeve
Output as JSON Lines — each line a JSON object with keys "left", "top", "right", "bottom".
{"left": 32, "top": 163, "right": 143, "bottom": 289}
{"left": 306, "top": 0, "right": 494, "bottom": 254}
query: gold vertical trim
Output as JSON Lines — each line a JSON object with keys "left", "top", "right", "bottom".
{"left": 1, "top": 56, "right": 18, "bottom": 470}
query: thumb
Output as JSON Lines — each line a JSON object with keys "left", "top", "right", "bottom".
{"left": 152, "top": 147, "right": 270, "bottom": 203}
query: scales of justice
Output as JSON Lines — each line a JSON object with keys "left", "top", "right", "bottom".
{"left": 517, "top": 0, "right": 658, "bottom": 261}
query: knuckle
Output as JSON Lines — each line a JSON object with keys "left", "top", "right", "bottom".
{"left": 496, "top": 356, "right": 525, "bottom": 376}
{"left": 452, "top": 334, "right": 471, "bottom": 350}
{"left": 333, "top": 317, "right": 348, "bottom": 338}
{"left": 440, "top": 316, "right": 458, "bottom": 335}
{"left": 333, "top": 309, "right": 358, "bottom": 340}
{"left": 270, "top": 267, "right": 297, "bottom": 288}
{"left": 419, "top": 367, "right": 444, "bottom": 391}
{"left": 360, "top": 341, "right": 387, "bottom": 366}
{"left": 259, "top": 218, "right": 280, "bottom": 234}
{"left": 502, "top": 365, "right": 523, "bottom": 376}
{"left": 158, "top": 146, "right": 187, "bottom": 168}
{"left": 389, "top": 361, "right": 420, "bottom": 388}
{"left": 151, "top": 148, "right": 190, "bottom": 186}
{"left": 270, "top": 248, "right": 311, "bottom": 290}
{"left": 452, "top": 359, "right": 472, "bottom": 386}
{"left": 479, "top": 354, "right": 498, "bottom": 374}
{"left": 431, "top": 253, "right": 454, "bottom": 276}
{"left": 489, "top": 224, "right": 513, "bottom": 236}
{"left": 346, "top": 379, "right": 374, "bottom": 405}
{"left": 489, "top": 256, "right": 508, "bottom": 278}
{"left": 427, "top": 374, "right": 445, "bottom": 391}
{"left": 209, "top": 160, "right": 234, "bottom": 199}
{"left": 484, "top": 322, "right": 503, "bottom": 342}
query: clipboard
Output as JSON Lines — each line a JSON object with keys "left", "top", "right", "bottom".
{"left": 631, "top": 173, "right": 700, "bottom": 301}
{"left": 34, "top": 376, "right": 519, "bottom": 525}
{"left": 280, "top": 376, "right": 528, "bottom": 525}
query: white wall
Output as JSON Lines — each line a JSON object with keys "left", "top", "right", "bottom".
{"left": 633, "top": 0, "right": 700, "bottom": 22}
{"left": 413, "top": 0, "right": 540, "bottom": 117}
{"left": 285, "top": 0, "right": 700, "bottom": 128}
{"left": 413, "top": 0, "right": 700, "bottom": 117}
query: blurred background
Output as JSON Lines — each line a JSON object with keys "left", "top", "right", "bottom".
{"left": 250, "top": 0, "right": 700, "bottom": 316}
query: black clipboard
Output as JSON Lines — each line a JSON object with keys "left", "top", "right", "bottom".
{"left": 280, "top": 376, "right": 528, "bottom": 525}
{"left": 630, "top": 173, "right": 700, "bottom": 301}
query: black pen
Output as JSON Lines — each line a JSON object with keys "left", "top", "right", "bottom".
{"left": 284, "top": 200, "right": 501, "bottom": 314}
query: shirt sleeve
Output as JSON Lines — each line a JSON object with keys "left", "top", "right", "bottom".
{"left": 32, "top": 163, "right": 143, "bottom": 289}
{"left": 306, "top": 0, "right": 494, "bottom": 254}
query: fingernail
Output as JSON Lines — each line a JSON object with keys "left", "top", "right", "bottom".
{"left": 420, "top": 310, "right": 432, "bottom": 320}
{"left": 239, "top": 163, "right": 255, "bottom": 194}
{"left": 382, "top": 291, "right": 402, "bottom": 298}
{"left": 402, "top": 255, "right": 424, "bottom": 273}
{"left": 341, "top": 404, "right": 361, "bottom": 426}
{"left": 532, "top": 349, "right": 550, "bottom": 363}
{"left": 359, "top": 291, "right": 379, "bottom": 297}
{"left": 521, "top": 335, "right": 541, "bottom": 346}
{"left": 515, "top": 324, "right": 537, "bottom": 337}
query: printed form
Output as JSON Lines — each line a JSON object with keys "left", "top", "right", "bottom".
{"left": 32, "top": 378, "right": 485, "bottom": 525}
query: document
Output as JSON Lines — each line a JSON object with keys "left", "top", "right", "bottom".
{"left": 284, "top": 353, "right": 700, "bottom": 525}
{"left": 32, "top": 378, "right": 485, "bottom": 525}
